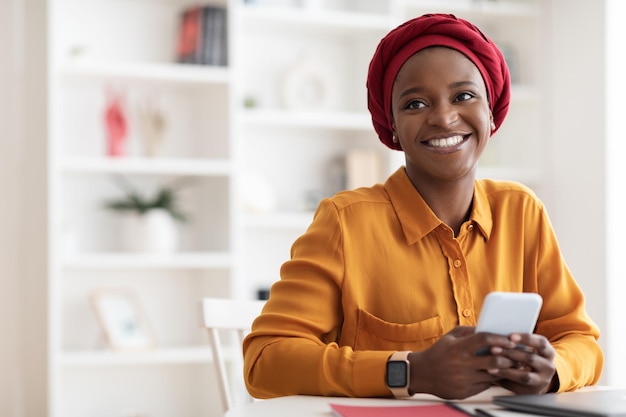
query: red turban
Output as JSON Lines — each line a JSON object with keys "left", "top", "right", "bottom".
{"left": 366, "top": 13, "right": 511, "bottom": 150}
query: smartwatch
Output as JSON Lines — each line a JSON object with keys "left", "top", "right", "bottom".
{"left": 385, "top": 351, "right": 411, "bottom": 397}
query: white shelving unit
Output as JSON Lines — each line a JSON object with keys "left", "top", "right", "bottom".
{"left": 46, "top": 0, "right": 545, "bottom": 415}
{"left": 49, "top": 0, "right": 237, "bottom": 416}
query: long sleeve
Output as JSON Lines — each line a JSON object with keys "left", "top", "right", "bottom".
{"left": 531, "top": 204, "right": 603, "bottom": 391}
{"left": 243, "top": 199, "right": 392, "bottom": 398}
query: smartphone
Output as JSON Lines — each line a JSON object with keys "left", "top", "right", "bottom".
{"left": 475, "top": 292, "right": 543, "bottom": 335}
{"left": 475, "top": 292, "right": 542, "bottom": 355}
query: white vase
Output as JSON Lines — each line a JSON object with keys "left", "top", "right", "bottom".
{"left": 122, "top": 209, "right": 179, "bottom": 253}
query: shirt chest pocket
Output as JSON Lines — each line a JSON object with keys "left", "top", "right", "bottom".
{"left": 353, "top": 308, "right": 444, "bottom": 351}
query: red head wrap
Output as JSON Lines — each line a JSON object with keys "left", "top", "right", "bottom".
{"left": 366, "top": 13, "right": 511, "bottom": 150}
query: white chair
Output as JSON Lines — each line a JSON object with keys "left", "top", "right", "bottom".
{"left": 201, "top": 297, "right": 265, "bottom": 414}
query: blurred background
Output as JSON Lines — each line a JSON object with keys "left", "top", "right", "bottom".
{"left": 1, "top": 0, "right": 625, "bottom": 416}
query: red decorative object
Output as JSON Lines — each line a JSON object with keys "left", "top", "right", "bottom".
{"left": 104, "top": 89, "right": 128, "bottom": 157}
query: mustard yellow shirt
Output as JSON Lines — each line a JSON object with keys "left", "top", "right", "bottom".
{"left": 243, "top": 167, "right": 603, "bottom": 398}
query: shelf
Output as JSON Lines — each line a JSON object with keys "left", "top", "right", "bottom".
{"left": 60, "top": 346, "right": 215, "bottom": 366}
{"left": 62, "top": 251, "right": 233, "bottom": 270}
{"left": 245, "top": 211, "right": 314, "bottom": 230}
{"left": 60, "top": 157, "right": 232, "bottom": 176}
{"left": 241, "top": 109, "right": 372, "bottom": 130}
{"left": 60, "top": 60, "right": 231, "bottom": 84}
{"left": 240, "top": 6, "right": 390, "bottom": 34}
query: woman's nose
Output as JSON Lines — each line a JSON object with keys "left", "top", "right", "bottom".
{"left": 427, "top": 102, "right": 459, "bottom": 127}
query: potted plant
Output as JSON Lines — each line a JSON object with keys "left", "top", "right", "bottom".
{"left": 104, "top": 176, "right": 188, "bottom": 253}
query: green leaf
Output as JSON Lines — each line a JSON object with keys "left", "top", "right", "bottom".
{"left": 103, "top": 176, "right": 189, "bottom": 223}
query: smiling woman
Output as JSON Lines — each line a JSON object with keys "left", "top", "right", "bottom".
{"left": 242, "top": 12, "right": 603, "bottom": 402}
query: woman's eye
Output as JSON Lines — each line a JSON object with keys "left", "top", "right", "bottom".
{"left": 405, "top": 100, "right": 426, "bottom": 110}
{"left": 455, "top": 92, "right": 475, "bottom": 102}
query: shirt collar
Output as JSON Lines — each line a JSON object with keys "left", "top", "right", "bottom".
{"left": 469, "top": 179, "right": 493, "bottom": 240}
{"left": 384, "top": 167, "right": 492, "bottom": 244}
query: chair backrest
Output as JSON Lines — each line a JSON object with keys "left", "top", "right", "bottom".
{"left": 201, "top": 297, "right": 265, "bottom": 414}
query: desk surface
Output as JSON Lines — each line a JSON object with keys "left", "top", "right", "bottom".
{"left": 225, "top": 387, "right": 527, "bottom": 417}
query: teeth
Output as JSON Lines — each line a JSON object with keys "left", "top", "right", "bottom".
{"left": 427, "top": 135, "right": 464, "bottom": 148}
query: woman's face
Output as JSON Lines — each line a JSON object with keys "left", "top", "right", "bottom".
{"left": 390, "top": 47, "right": 491, "bottom": 184}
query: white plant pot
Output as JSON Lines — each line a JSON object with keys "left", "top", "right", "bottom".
{"left": 122, "top": 209, "right": 179, "bottom": 253}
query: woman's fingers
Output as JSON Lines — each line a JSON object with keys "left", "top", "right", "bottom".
{"left": 486, "top": 334, "right": 556, "bottom": 394}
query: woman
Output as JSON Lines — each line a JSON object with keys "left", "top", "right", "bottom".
{"left": 243, "top": 13, "right": 603, "bottom": 400}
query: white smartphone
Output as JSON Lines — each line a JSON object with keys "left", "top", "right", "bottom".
{"left": 475, "top": 292, "right": 543, "bottom": 335}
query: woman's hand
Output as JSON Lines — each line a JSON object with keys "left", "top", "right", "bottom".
{"left": 486, "top": 333, "right": 557, "bottom": 395}
{"left": 407, "top": 326, "right": 519, "bottom": 399}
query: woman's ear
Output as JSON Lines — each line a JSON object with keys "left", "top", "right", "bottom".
{"left": 390, "top": 113, "right": 401, "bottom": 144}
{"left": 391, "top": 121, "right": 398, "bottom": 143}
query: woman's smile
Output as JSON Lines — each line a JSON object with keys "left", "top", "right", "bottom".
{"left": 422, "top": 134, "right": 471, "bottom": 151}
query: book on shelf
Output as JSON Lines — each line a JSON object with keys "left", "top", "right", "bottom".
{"left": 176, "top": 5, "right": 228, "bottom": 66}
{"left": 176, "top": 6, "right": 201, "bottom": 64}
{"left": 345, "top": 149, "right": 382, "bottom": 190}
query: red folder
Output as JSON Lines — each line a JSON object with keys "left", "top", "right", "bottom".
{"left": 329, "top": 402, "right": 470, "bottom": 417}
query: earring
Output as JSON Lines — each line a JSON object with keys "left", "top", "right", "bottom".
{"left": 490, "top": 120, "right": 496, "bottom": 131}
{"left": 392, "top": 133, "right": 398, "bottom": 143}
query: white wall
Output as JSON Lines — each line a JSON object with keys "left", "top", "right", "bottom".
{"left": 543, "top": 0, "right": 608, "bottom": 383}
{"left": 0, "top": 0, "right": 24, "bottom": 414}
{"left": 0, "top": 0, "right": 49, "bottom": 415}
{"left": 606, "top": 0, "right": 626, "bottom": 388}
{"left": 19, "top": 0, "right": 49, "bottom": 412}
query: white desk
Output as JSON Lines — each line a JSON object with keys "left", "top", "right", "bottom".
{"left": 224, "top": 387, "right": 527, "bottom": 417}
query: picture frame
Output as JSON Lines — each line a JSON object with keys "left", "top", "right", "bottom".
{"left": 90, "top": 289, "right": 155, "bottom": 350}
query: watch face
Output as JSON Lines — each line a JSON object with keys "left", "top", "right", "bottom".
{"left": 386, "top": 361, "right": 408, "bottom": 388}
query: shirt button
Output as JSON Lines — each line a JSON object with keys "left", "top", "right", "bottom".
{"left": 453, "top": 259, "right": 462, "bottom": 268}
{"left": 467, "top": 224, "right": 474, "bottom": 231}
{"left": 463, "top": 309, "right": 472, "bottom": 318}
